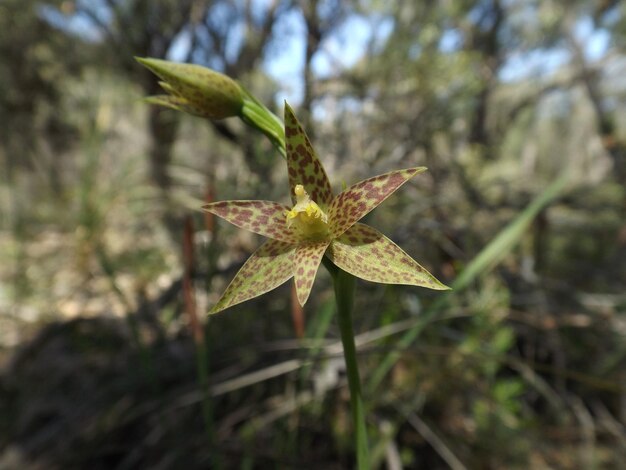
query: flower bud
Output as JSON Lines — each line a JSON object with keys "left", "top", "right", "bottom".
{"left": 136, "top": 57, "right": 244, "bottom": 120}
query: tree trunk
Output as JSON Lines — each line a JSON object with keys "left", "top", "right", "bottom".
{"left": 143, "top": 76, "right": 182, "bottom": 239}
{"left": 147, "top": 105, "right": 179, "bottom": 192}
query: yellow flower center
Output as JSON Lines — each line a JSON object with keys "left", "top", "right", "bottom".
{"left": 286, "top": 184, "right": 329, "bottom": 239}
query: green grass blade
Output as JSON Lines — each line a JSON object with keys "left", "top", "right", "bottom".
{"left": 367, "top": 174, "right": 569, "bottom": 393}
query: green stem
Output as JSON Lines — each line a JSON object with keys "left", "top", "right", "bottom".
{"left": 240, "top": 87, "right": 286, "bottom": 158}
{"left": 330, "top": 262, "right": 370, "bottom": 469}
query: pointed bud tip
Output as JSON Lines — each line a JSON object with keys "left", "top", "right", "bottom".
{"left": 135, "top": 56, "right": 163, "bottom": 66}
{"left": 142, "top": 94, "right": 180, "bottom": 108}
{"left": 135, "top": 56, "right": 162, "bottom": 71}
{"left": 136, "top": 57, "right": 179, "bottom": 83}
{"left": 283, "top": 101, "right": 296, "bottom": 118}
{"left": 142, "top": 95, "right": 165, "bottom": 103}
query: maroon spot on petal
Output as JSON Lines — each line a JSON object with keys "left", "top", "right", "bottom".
{"left": 366, "top": 188, "right": 382, "bottom": 201}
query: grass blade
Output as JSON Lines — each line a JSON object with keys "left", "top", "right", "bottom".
{"left": 367, "top": 174, "right": 569, "bottom": 393}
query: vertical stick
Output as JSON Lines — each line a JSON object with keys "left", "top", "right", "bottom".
{"left": 290, "top": 282, "right": 305, "bottom": 338}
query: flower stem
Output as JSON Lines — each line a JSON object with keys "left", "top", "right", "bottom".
{"left": 240, "top": 87, "right": 286, "bottom": 158}
{"left": 329, "top": 261, "right": 370, "bottom": 469}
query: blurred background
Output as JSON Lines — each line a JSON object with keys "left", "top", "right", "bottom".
{"left": 1, "top": 0, "right": 626, "bottom": 468}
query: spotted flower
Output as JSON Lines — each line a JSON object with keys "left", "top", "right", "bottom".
{"left": 203, "top": 103, "right": 449, "bottom": 314}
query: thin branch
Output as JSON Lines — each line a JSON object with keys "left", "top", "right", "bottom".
{"left": 404, "top": 412, "right": 468, "bottom": 470}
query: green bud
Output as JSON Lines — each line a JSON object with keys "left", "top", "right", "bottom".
{"left": 136, "top": 57, "right": 244, "bottom": 120}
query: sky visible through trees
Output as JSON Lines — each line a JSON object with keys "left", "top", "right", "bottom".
{"left": 44, "top": 2, "right": 612, "bottom": 103}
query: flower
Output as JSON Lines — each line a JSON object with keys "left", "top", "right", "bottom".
{"left": 137, "top": 57, "right": 286, "bottom": 156}
{"left": 136, "top": 57, "right": 244, "bottom": 119}
{"left": 203, "top": 103, "right": 449, "bottom": 314}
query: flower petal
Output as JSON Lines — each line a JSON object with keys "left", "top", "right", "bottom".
{"left": 327, "top": 223, "right": 449, "bottom": 290}
{"left": 293, "top": 241, "right": 330, "bottom": 306}
{"left": 210, "top": 239, "right": 295, "bottom": 314}
{"left": 284, "top": 103, "right": 334, "bottom": 206}
{"left": 203, "top": 200, "right": 298, "bottom": 243}
{"left": 328, "top": 167, "right": 427, "bottom": 238}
